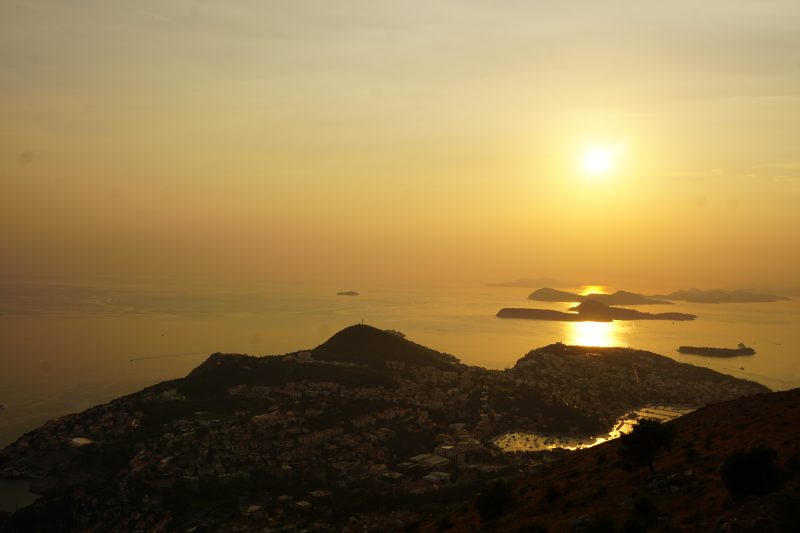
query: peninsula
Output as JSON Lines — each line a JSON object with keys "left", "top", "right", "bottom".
{"left": 497, "top": 300, "right": 696, "bottom": 321}
{"left": 0, "top": 325, "right": 761, "bottom": 532}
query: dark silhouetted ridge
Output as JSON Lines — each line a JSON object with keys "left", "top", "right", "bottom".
{"left": 312, "top": 324, "right": 459, "bottom": 368}
{"left": 529, "top": 287, "right": 672, "bottom": 305}
{"left": 568, "top": 300, "right": 696, "bottom": 320}
{"left": 187, "top": 352, "right": 255, "bottom": 378}
{"left": 528, "top": 287, "right": 582, "bottom": 301}
{"left": 585, "top": 289, "right": 672, "bottom": 305}
{"left": 424, "top": 388, "right": 800, "bottom": 532}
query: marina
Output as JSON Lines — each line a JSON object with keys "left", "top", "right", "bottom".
{"left": 493, "top": 405, "right": 694, "bottom": 453}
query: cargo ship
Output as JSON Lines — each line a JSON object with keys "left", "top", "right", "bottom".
{"left": 677, "top": 343, "right": 755, "bottom": 357}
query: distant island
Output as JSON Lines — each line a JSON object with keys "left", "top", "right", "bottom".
{"left": 526, "top": 286, "right": 792, "bottom": 305}
{"left": 498, "top": 300, "right": 696, "bottom": 321}
{"left": 652, "top": 288, "right": 790, "bottom": 303}
{"left": 526, "top": 287, "right": 584, "bottom": 302}
{"left": 336, "top": 290, "right": 359, "bottom": 296}
{"left": 528, "top": 288, "right": 672, "bottom": 305}
{"left": 678, "top": 343, "right": 756, "bottom": 357}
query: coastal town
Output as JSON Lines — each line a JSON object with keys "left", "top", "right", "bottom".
{"left": 0, "top": 326, "right": 769, "bottom": 531}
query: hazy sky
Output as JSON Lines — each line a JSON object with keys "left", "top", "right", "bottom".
{"left": 2, "top": 0, "right": 799, "bottom": 289}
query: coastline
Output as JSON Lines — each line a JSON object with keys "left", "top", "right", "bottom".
{"left": 1, "top": 283, "right": 798, "bottom": 450}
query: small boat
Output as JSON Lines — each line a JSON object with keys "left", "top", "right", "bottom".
{"left": 677, "top": 343, "right": 755, "bottom": 357}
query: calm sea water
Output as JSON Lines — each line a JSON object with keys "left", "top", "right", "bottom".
{"left": 1, "top": 281, "right": 798, "bottom": 452}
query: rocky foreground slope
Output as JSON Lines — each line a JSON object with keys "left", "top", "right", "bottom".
{"left": 425, "top": 388, "right": 800, "bottom": 532}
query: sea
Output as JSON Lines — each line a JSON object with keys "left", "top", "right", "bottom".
{"left": 1, "top": 280, "right": 798, "bottom": 510}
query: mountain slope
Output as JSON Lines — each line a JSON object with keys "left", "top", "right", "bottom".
{"left": 311, "top": 324, "right": 460, "bottom": 368}
{"left": 427, "top": 388, "right": 800, "bottom": 532}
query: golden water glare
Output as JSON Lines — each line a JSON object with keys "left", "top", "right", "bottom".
{"left": 566, "top": 321, "right": 622, "bottom": 347}
{"left": 578, "top": 285, "right": 607, "bottom": 296}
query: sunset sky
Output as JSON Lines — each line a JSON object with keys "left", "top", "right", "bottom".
{"left": 2, "top": 0, "right": 799, "bottom": 289}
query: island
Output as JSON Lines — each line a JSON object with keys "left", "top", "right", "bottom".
{"left": 652, "top": 288, "right": 790, "bottom": 303}
{"left": 527, "top": 287, "right": 583, "bottom": 301}
{"left": 678, "top": 343, "right": 756, "bottom": 357}
{"left": 336, "top": 290, "right": 359, "bottom": 296}
{"left": 497, "top": 300, "right": 696, "bottom": 321}
{"left": 528, "top": 287, "right": 672, "bottom": 305}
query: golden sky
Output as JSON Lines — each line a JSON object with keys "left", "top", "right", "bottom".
{"left": 2, "top": 1, "right": 799, "bottom": 289}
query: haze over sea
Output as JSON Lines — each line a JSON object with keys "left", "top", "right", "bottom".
{"left": 1, "top": 280, "right": 798, "bottom": 448}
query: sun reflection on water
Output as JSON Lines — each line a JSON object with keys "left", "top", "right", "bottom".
{"left": 578, "top": 285, "right": 607, "bottom": 296}
{"left": 566, "top": 321, "right": 622, "bottom": 347}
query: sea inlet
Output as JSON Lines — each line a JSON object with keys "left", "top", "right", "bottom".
{"left": 492, "top": 405, "right": 692, "bottom": 452}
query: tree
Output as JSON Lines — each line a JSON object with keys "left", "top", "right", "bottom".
{"left": 618, "top": 418, "right": 676, "bottom": 474}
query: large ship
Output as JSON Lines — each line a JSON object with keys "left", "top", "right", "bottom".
{"left": 677, "top": 343, "right": 755, "bottom": 357}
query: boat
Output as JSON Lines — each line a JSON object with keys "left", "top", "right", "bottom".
{"left": 677, "top": 343, "right": 755, "bottom": 357}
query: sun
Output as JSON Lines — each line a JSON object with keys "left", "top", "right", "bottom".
{"left": 580, "top": 144, "right": 625, "bottom": 178}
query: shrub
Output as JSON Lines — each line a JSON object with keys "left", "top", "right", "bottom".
{"left": 684, "top": 443, "right": 698, "bottom": 462}
{"left": 620, "top": 515, "right": 647, "bottom": 533}
{"left": 721, "top": 446, "right": 785, "bottom": 498}
{"left": 776, "top": 493, "right": 800, "bottom": 532}
{"left": 632, "top": 495, "right": 658, "bottom": 527}
{"left": 586, "top": 514, "right": 616, "bottom": 533}
{"left": 543, "top": 482, "right": 561, "bottom": 502}
{"left": 437, "top": 515, "right": 454, "bottom": 531}
{"left": 518, "top": 524, "right": 548, "bottom": 533}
